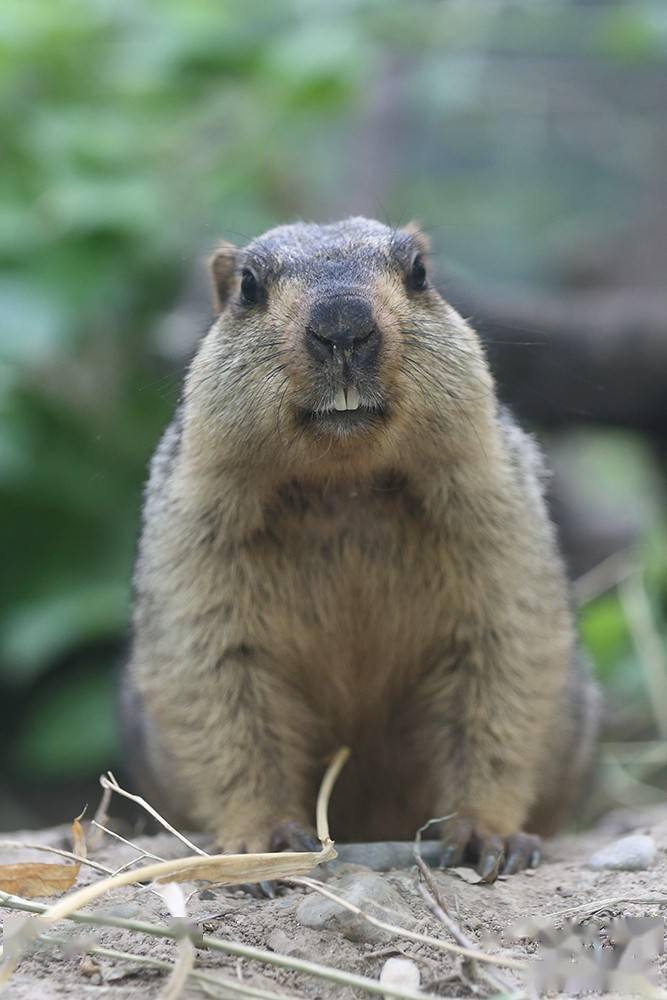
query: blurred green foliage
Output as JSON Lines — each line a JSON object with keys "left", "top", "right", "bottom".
{"left": 1, "top": 0, "right": 666, "bottom": 826}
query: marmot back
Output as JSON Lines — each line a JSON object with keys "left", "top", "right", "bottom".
{"left": 122, "top": 217, "right": 599, "bottom": 880}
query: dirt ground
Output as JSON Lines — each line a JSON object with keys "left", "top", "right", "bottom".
{"left": 1, "top": 803, "right": 666, "bottom": 999}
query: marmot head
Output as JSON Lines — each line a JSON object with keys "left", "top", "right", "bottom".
{"left": 186, "top": 217, "right": 494, "bottom": 477}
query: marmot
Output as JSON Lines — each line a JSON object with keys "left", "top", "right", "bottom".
{"left": 122, "top": 217, "right": 599, "bottom": 880}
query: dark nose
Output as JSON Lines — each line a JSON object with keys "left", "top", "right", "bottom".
{"left": 307, "top": 296, "right": 376, "bottom": 353}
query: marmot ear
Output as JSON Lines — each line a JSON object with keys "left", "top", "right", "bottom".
{"left": 208, "top": 241, "right": 238, "bottom": 312}
{"left": 401, "top": 221, "right": 431, "bottom": 256}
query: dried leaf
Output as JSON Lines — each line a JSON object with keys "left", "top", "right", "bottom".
{"left": 447, "top": 866, "right": 484, "bottom": 885}
{"left": 0, "top": 862, "right": 80, "bottom": 898}
{"left": 155, "top": 882, "right": 187, "bottom": 918}
{"left": 71, "top": 816, "right": 87, "bottom": 859}
{"left": 15, "top": 843, "right": 336, "bottom": 938}
{"left": 0, "top": 749, "right": 348, "bottom": 993}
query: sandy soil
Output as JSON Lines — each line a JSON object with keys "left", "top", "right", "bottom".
{"left": 1, "top": 804, "right": 666, "bottom": 999}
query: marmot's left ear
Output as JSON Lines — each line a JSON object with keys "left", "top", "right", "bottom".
{"left": 208, "top": 241, "right": 238, "bottom": 312}
{"left": 401, "top": 221, "right": 431, "bottom": 256}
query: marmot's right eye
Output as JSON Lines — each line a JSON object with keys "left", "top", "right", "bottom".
{"left": 408, "top": 254, "right": 427, "bottom": 292}
{"left": 240, "top": 268, "right": 260, "bottom": 306}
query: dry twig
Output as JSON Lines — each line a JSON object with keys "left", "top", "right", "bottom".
{"left": 91, "top": 820, "right": 167, "bottom": 863}
{"left": 87, "top": 783, "right": 112, "bottom": 852}
{"left": 99, "top": 773, "right": 209, "bottom": 857}
{"left": 0, "top": 751, "right": 349, "bottom": 993}
{"left": 414, "top": 856, "right": 521, "bottom": 997}
{"left": 545, "top": 894, "right": 667, "bottom": 922}
{"left": 290, "top": 875, "right": 525, "bottom": 972}
{"left": 316, "top": 747, "right": 350, "bottom": 843}
{"left": 37, "top": 932, "right": 303, "bottom": 1000}
{"left": 0, "top": 892, "right": 445, "bottom": 1000}
{"left": 155, "top": 883, "right": 195, "bottom": 1000}
{"left": 573, "top": 549, "right": 639, "bottom": 606}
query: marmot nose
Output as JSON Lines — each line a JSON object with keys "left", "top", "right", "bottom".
{"left": 306, "top": 296, "right": 376, "bottom": 353}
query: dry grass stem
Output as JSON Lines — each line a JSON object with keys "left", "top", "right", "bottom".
{"left": 0, "top": 749, "right": 354, "bottom": 993}
{"left": 573, "top": 549, "right": 638, "bottom": 605}
{"left": 7, "top": 844, "right": 335, "bottom": 935}
{"left": 364, "top": 945, "right": 440, "bottom": 969}
{"left": 0, "top": 893, "right": 445, "bottom": 999}
{"left": 155, "top": 883, "right": 195, "bottom": 1000}
{"left": 546, "top": 894, "right": 667, "bottom": 921}
{"left": 291, "top": 876, "right": 526, "bottom": 972}
{"left": 91, "top": 820, "right": 167, "bottom": 863}
{"left": 414, "top": 814, "right": 456, "bottom": 853}
{"left": 414, "top": 857, "right": 520, "bottom": 998}
{"left": 38, "top": 933, "right": 303, "bottom": 1000}
{"left": 161, "top": 935, "right": 194, "bottom": 1000}
{"left": 601, "top": 751, "right": 667, "bottom": 809}
{"left": 315, "top": 746, "right": 350, "bottom": 843}
{"left": 112, "top": 853, "right": 161, "bottom": 876}
{"left": 99, "top": 773, "right": 209, "bottom": 857}
{"left": 87, "top": 783, "right": 112, "bottom": 852}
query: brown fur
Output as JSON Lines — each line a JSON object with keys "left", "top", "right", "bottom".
{"left": 123, "top": 217, "right": 599, "bottom": 857}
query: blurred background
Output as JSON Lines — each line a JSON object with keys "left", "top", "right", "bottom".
{"left": 1, "top": 0, "right": 666, "bottom": 832}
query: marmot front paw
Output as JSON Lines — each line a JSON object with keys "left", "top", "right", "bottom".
{"left": 440, "top": 817, "right": 541, "bottom": 882}
{"left": 269, "top": 820, "right": 320, "bottom": 854}
{"left": 215, "top": 819, "right": 319, "bottom": 857}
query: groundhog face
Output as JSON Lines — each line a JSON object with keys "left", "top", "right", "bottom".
{"left": 189, "top": 217, "right": 493, "bottom": 471}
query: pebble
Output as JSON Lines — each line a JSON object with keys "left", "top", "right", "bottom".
{"left": 589, "top": 833, "right": 657, "bottom": 871}
{"left": 380, "top": 957, "right": 420, "bottom": 997}
{"left": 296, "top": 871, "right": 413, "bottom": 943}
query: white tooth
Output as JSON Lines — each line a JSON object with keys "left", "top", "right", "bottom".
{"left": 334, "top": 388, "right": 347, "bottom": 412}
{"left": 346, "top": 386, "right": 361, "bottom": 411}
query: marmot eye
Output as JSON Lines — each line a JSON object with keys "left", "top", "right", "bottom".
{"left": 408, "top": 255, "right": 427, "bottom": 292}
{"left": 240, "top": 268, "right": 260, "bottom": 306}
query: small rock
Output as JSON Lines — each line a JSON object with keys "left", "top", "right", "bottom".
{"left": 589, "top": 834, "right": 657, "bottom": 871}
{"left": 79, "top": 956, "right": 103, "bottom": 982}
{"left": 266, "top": 928, "right": 312, "bottom": 960}
{"left": 380, "top": 957, "right": 420, "bottom": 997}
{"left": 296, "top": 871, "right": 413, "bottom": 943}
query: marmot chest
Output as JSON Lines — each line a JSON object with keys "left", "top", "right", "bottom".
{"left": 252, "top": 480, "right": 450, "bottom": 672}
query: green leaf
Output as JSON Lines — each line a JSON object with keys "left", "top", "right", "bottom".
{"left": 580, "top": 593, "right": 631, "bottom": 679}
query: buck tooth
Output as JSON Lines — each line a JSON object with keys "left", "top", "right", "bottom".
{"left": 334, "top": 388, "right": 347, "bottom": 411}
{"left": 346, "top": 386, "right": 361, "bottom": 411}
